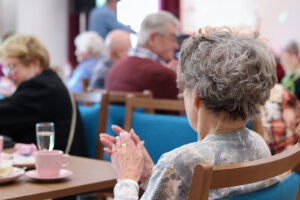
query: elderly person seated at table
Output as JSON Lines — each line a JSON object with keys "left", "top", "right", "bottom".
{"left": 100, "top": 27, "right": 278, "bottom": 199}
{"left": 68, "top": 31, "right": 103, "bottom": 93}
{"left": 0, "top": 34, "right": 87, "bottom": 157}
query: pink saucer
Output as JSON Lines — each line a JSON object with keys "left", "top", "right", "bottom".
{"left": 0, "top": 167, "right": 25, "bottom": 184}
{"left": 25, "top": 169, "right": 72, "bottom": 180}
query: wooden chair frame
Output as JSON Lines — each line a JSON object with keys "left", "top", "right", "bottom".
{"left": 123, "top": 94, "right": 186, "bottom": 131}
{"left": 75, "top": 90, "right": 153, "bottom": 160}
{"left": 74, "top": 91, "right": 109, "bottom": 160}
{"left": 188, "top": 142, "right": 300, "bottom": 200}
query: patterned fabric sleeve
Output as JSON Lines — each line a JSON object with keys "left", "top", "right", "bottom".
{"left": 141, "top": 161, "right": 188, "bottom": 200}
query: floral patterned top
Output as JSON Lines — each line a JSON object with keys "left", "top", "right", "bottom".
{"left": 115, "top": 128, "right": 278, "bottom": 200}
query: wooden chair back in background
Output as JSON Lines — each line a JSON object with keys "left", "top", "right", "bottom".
{"left": 74, "top": 91, "right": 109, "bottom": 159}
{"left": 123, "top": 94, "right": 186, "bottom": 131}
{"left": 123, "top": 95, "right": 197, "bottom": 163}
{"left": 75, "top": 90, "right": 153, "bottom": 160}
{"left": 81, "top": 78, "right": 89, "bottom": 92}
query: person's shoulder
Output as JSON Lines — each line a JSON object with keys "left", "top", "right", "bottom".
{"left": 247, "top": 129, "right": 272, "bottom": 156}
{"left": 158, "top": 142, "right": 213, "bottom": 169}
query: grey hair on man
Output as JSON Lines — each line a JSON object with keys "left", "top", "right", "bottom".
{"left": 177, "top": 27, "right": 277, "bottom": 120}
{"left": 74, "top": 31, "right": 103, "bottom": 57}
{"left": 137, "top": 11, "right": 179, "bottom": 46}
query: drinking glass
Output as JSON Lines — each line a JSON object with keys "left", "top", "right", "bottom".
{"left": 36, "top": 122, "right": 55, "bottom": 151}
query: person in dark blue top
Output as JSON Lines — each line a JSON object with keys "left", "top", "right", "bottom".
{"left": 88, "top": 0, "right": 134, "bottom": 39}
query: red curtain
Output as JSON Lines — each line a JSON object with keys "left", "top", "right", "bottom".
{"left": 68, "top": 13, "right": 79, "bottom": 68}
{"left": 67, "top": 0, "right": 79, "bottom": 68}
{"left": 159, "top": 0, "right": 180, "bottom": 19}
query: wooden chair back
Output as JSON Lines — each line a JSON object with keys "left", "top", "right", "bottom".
{"left": 123, "top": 95, "right": 197, "bottom": 163}
{"left": 76, "top": 90, "right": 153, "bottom": 160}
{"left": 89, "top": 89, "right": 153, "bottom": 103}
{"left": 74, "top": 91, "right": 109, "bottom": 159}
{"left": 188, "top": 142, "right": 300, "bottom": 200}
{"left": 123, "top": 94, "right": 186, "bottom": 131}
{"left": 81, "top": 78, "right": 89, "bottom": 92}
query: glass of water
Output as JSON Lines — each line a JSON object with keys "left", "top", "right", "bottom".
{"left": 36, "top": 122, "right": 55, "bottom": 151}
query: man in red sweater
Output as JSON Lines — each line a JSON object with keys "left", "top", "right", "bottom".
{"left": 105, "top": 11, "right": 179, "bottom": 99}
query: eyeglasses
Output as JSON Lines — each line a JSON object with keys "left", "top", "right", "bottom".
{"left": 157, "top": 32, "right": 178, "bottom": 44}
{"left": 2, "top": 65, "right": 13, "bottom": 76}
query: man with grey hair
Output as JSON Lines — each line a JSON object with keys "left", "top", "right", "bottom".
{"left": 89, "top": 30, "right": 132, "bottom": 89}
{"left": 105, "top": 11, "right": 179, "bottom": 99}
{"left": 68, "top": 31, "right": 103, "bottom": 93}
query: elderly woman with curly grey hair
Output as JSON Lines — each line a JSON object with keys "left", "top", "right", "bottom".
{"left": 100, "top": 27, "right": 278, "bottom": 199}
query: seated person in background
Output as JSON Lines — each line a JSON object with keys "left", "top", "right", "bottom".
{"left": 100, "top": 27, "right": 278, "bottom": 199}
{"left": 68, "top": 31, "right": 103, "bottom": 93}
{"left": 280, "top": 40, "right": 300, "bottom": 99}
{"left": 261, "top": 84, "right": 300, "bottom": 155}
{"left": 89, "top": 29, "right": 131, "bottom": 89}
{"left": 105, "top": 11, "right": 179, "bottom": 99}
{"left": 88, "top": 0, "right": 134, "bottom": 39}
{"left": 0, "top": 35, "right": 87, "bottom": 157}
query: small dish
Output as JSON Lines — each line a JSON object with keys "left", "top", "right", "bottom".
{"left": 0, "top": 152, "right": 11, "bottom": 159}
{"left": 11, "top": 153, "right": 35, "bottom": 168}
{"left": 25, "top": 169, "right": 72, "bottom": 181}
{"left": 0, "top": 167, "right": 25, "bottom": 184}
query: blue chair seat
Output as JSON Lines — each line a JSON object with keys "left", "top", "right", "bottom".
{"left": 130, "top": 111, "right": 197, "bottom": 163}
{"left": 223, "top": 172, "right": 300, "bottom": 200}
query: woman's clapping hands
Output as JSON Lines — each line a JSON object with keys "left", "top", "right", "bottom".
{"left": 100, "top": 125, "right": 155, "bottom": 183}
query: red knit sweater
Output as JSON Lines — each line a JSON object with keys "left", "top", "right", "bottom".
{"left": 105, "top": 57, "right": 178, "bottom": 99}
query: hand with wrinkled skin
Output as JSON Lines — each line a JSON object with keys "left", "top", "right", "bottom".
{"left": 100, "top": 125, "right": 155, "bottom": 183}
{"left": 111, "top": 132, "right": 144, "bottom": 182}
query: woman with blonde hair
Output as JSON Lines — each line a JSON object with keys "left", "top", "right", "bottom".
{"left": 0, "top": 34, "right": 87, "bottom": 156}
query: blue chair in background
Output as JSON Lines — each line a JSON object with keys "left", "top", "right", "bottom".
{"left": 123, "top": 95, "right": 197, "bottom": 164}
{"left": 188, "top": 142, "right": 300, "bottom": 200}
{"left": 74, "top": 92, "right": 109, "bottom": 159}
{"left": 76, "top": 90, "right": 153, "bottom": 160}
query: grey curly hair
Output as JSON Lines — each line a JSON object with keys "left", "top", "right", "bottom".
{"left": 177, "top": 27, "right": 277, "bottom": 120}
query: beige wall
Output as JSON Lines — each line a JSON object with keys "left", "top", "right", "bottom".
{"left": 0, "top": 0, "right": 68, "bottom": 67}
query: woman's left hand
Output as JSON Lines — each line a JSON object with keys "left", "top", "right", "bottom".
{"left": 111, "top": 131, "right": 145, "bottom": 182}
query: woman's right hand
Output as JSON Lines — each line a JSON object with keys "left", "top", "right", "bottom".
{"left": 100, "top": 125, "right": 155, "bottom": 183}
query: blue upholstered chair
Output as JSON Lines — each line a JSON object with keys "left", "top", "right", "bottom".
{"left": 223, "top": 172, "right": 300, "bottom": 200}
{"left": 123, "top": 95, "right": 197, "bottom": 163}
{"left": 76, "top": 90, "right": 153, "bottom": 160}
{"left": 74, "top": 92, "right": 108, "bottom": 159}
{"left": 130, "top": 112, "right": 197, "bottom": 163}
{"left": 78, "top": 103, "right": 100, "bottom": 158}
{"left": 188, "top": 143, "right": 300, "bottom": 200}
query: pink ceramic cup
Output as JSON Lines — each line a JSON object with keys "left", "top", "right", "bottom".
{"left": 34, "top": 150, "right": 71, "bottom": 178}
{"left": 0, "top": 136, "right": 3, "bottom": 154}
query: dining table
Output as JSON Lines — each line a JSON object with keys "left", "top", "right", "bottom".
{"left": 0, "top": 148, "right": 117, "bottom": 200}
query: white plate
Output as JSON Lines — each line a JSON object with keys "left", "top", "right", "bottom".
{"left": 0, "top": 167, "right": 25, "bottom": 184}
{"left": 1, "top": 152, "right": 35, "bottom": 168}
{"left": 12, "top": 153, "right": 35, "bottom": 168}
